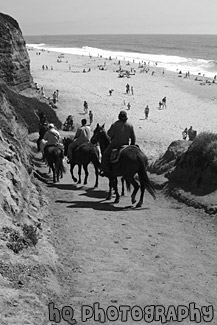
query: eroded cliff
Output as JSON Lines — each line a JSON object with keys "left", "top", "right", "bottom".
{"left": 0, "top": 12, "right": 32, "bottom": 91}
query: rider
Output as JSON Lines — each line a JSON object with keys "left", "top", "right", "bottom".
{"left": 43, "top": 123, "right": 63, "bottom": 157}
{"left": 100, "top": 110, "right": 136, "bottom": 176}
{"left": 37, "top": 121, "right": 49, "bottom": 152}
{"left": 67, "top": 118, "right": 91, "bottom": 163}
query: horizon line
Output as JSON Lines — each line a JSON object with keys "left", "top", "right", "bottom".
{"left": 24, "top": 33, "right": 217, "bottom": 37}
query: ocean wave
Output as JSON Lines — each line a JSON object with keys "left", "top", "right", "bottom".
{"left": 27, "top": 43, "right": 217, "bottom": 78}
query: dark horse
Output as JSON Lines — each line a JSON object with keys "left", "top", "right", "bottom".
{"left": 91, "top": 124, "right": 156, "bottom": 207}
{"left": 44, "top": 145, "right": 66, "bottom": 183}
{"left": 63, "top": 137, "right": 100, "bottom": 187}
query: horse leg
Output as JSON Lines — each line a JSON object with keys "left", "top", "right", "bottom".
{"left": 55, "top": 161, "right": 60, "bottom": 182}
{"left": 121, "top": 177, "right": 125, "bottom": 196}
{"left": 77, "top": 165, "right": 82, "bottom": 184}
{"left": 106, "top": 178, "right": 113, "bottom": 200}
{"left": 83, "top": 164, "right": 89, "bottom": 185}
{"left": 113, "top": 177, "right": 120, "bottom": 203}
{"left": 51, "top": 163, "right": 56, "bottom": 183}
{"left": 126, "top": 177, "right": 139, "bottom": 204}
{"left": 93, "top": 163, "right": 99, "bottom": 188}
{"left": 70, "top": 163, "right": 77, "bottom": 182}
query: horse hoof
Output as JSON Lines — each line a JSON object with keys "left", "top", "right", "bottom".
{"left": 106, "top": 195, "right": 112, "bottom": 200}
{"left": 132, "top": 198, "right": 136, "bottom": 204}
{"left": 77, "top": 181, "right": 81, "bottom": 184}
{"left": 136, "top": 202, "right": 142, "bottom": 208}
{"left": 72, "top": 178, "right": 77, "bottom": 182}
{"left": 114, "top": 197, "right": 120, "bottom": 203}
{"left": 94, "top": 184, "right": 98, "bottom": 188}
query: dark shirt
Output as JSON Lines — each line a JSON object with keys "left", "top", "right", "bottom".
{"left": 108, "top": 120, "right": 136, "bottom": 148}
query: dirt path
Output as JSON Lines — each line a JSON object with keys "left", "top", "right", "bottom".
{"left": 34, "top": 144, "right": 217, "bottom": 325}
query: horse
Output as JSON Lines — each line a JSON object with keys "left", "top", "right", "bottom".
{"left": 44, "top": 145, "right": 66, "bottom": 183}
{"left": 63, "top": 137, "right": 100, "bottom": 188}
{"left": 91, "top": 124, "right": 156, "bottom": 207}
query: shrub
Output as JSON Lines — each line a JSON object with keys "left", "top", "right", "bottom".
{"left": 188, "top": 132, "right": 217, "bottom": 164}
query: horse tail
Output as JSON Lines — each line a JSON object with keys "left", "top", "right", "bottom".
{"left": 138, "top": 153, "right": 156, "bottom": 200}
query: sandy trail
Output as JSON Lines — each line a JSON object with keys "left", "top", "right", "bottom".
{"left": 28, "top": 49, "right": 217, "bottom": 324}
{"left": 34, "top": 146, "right": 217, "bottom": 325}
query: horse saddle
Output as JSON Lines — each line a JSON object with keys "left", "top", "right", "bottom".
{"left": 110, "top": 145, "right": 129, "bottom": 163}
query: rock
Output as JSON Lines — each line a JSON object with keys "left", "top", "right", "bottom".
{"left": 0, "top": 13, "right": 32, "bottom": 91}
{"left": 149, "top": 140, "right": 190, "bottom": 175}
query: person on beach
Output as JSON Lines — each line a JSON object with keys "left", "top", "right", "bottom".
{"left": 131, "top": 86, "right": 134, "bottom": 95}
{"left": 100, "top": 110, "right": 136, "bottom": 176}
{"left": 162, "top": 96, "right": 167, "bottom": 109}
{"left": 67, "top": 119, "right": 91, "bottom": 163}
{"left": 159, "top": 101, "right": 163, "bottom": 109}
{"left": 53, "top": 91, "right": 57, "bottom": 104}
{"left": 144, "top": 105, "right": 149, "bottom": 119}
{"left": 126, "top": 83, "right": 130, "bottom": 94}
{"left": 127, "top": 102, "right": 131, "bottom": 110}
{"left": 187, "top": 126, "right": 197, "bottom": 141}
{"left": 84, "top": 101, "right": 88, "bottom": 114}
{"left": 89, "top": 111, "right": 93, "bottom": 125}
{"left": 182, "top": 128, "right": 188, "bottom": 140}
{"left": 109, "top": 89, "right": 114, "bottom": 96}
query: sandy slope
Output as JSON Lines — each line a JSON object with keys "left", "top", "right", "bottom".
{"left": 33, "top": 146, "right": 217, "bottom": 325}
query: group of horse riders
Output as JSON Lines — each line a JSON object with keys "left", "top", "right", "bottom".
{"left": 38, "top": 110, "right": 136, "bottom": 176}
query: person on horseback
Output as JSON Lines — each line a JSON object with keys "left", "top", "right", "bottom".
{"left": 67, "top": 118, "right": 91, "bottom": 163}
{"left": 37, "top": 121, "right": 49, "bottom": 152}
{"left": 43, "top": 123, "right": 64, "bottom": 158}
{"left": 100, "top": 110, "right": 136, "bottom": 176}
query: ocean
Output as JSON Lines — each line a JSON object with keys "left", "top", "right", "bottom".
{"left": 24, "top": 34, "right": 217, "bottom": 78}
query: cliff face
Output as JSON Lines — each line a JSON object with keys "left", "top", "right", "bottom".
{"left": 0, "top": 12, "right": 32, "bottom": 91}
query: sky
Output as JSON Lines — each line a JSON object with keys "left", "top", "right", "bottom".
{"left": 1, "top": 0, "right": 217, "bottom": 35}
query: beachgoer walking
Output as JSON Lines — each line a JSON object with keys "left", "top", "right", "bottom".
{"left": 182, "top": 128, "right": 188, "bottom": 140}
{"left": 127, "top": 102, "right": 131, "bottom": 110}
{"left": 126, "top": 83, "right": 130, "bottom": 94}
{"left": 162, "top": 96, "right": 167, "bottom": 109}
{"left": 144, "top": 105, "right": 149, "bottom": 119}
{"left": 159, "top": 101, "right": 163, "bottom": 109}
{"left": 89, "top": 111, "right": 93, "bottom": 125}
{"left": 83, "top": 101, "right": 88, "bottom": 114}
{"left": 109, "top": 89, "right": 114, "bottom": 96}
{"left": 131, "top": 86, "right": 134, "bottom": 95}
{"left": 52, "top": 91, "right": 57, "bottom": 104}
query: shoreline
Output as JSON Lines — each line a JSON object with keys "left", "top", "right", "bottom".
{"left": 27, "top": 48, "right": 217, "bottom": 160}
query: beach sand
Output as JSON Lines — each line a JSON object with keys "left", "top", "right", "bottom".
{"left": 27, "top": 48, "right": 217, "bottom": 160}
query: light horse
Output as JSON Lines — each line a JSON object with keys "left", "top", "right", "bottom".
{"left": 63, "top": 137, "right": 100, "bottom": 188}
{"left": 91, "top": 124, "right": 156, "bottom": 207}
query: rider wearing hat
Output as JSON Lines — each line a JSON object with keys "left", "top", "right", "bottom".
{"left": 100, "top": 110, "right": 136, "bottom": 176}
